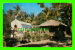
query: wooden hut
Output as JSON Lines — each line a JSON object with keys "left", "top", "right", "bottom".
{"left": 39, "top": 20, "right": 67, "bottom": 40}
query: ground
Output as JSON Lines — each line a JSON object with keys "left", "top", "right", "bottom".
{"left": 14, "top": 38, "right": 72, "bottom": 47}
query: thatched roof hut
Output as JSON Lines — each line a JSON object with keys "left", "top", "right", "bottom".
{"left": 39, "top": 20, "right": 67, "bottom": 40}
{"left": 39, "top": 20, "right": 67, "bottom": 27}
{"left": 39, "top": 20, "right": 67, "bottom": 35}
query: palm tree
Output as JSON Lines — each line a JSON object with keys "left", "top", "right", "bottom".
{"left": 14, "top": 5, "right": 21, "bottom": 13}
{"left": 30, "top": 13, "right": 34, "bottom": 22}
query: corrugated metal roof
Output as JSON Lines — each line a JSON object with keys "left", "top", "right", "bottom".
{"left": 11, "top": 19, "right": 32, "bottom": 26}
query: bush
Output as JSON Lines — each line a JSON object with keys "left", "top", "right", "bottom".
{"left": 27, "top": 34, "right": 31, "bottom": 42}
{"left": 32, "top": 36, "right": 35, "bottom": 42}
{"left": 4, "top": 38, "right": 19, "bottom": 47}
{"left": 36, "top": 35, "right": 41, "bottom": 41}
{"left": 44, "top": 34, "right": 50, "bottom": 39}
{"left": 3, "top": 41, "right": 6, "bottom": 47}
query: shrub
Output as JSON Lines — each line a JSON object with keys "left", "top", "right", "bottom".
{"left": 36, "top": 35, "right": 41, "bottom": 41}
{"left": 4, "top": 38, "right": 19, "bottom": 47}
{"left": 43, "top": 34, "right": 50, "bottom": 39}
{"left": 3, "top": 41, "right": 6, "bottom": 47}
{"left": 27, "top": 34, "right": 31, "bottom": 42}
{"left": 32, "top": 36, "right": 35, "bottom": 42}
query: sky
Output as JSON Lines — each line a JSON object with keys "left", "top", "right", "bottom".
{"left": 3, "top": 3, "right": 52, "bottom": 16}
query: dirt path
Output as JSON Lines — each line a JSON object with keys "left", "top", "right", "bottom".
{"left": 14, "top": 39, "right": 70, "bottom": 47}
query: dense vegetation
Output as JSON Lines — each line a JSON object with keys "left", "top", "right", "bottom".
{"left": 3, "top": 3, "right": 72, "bottom": 47}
